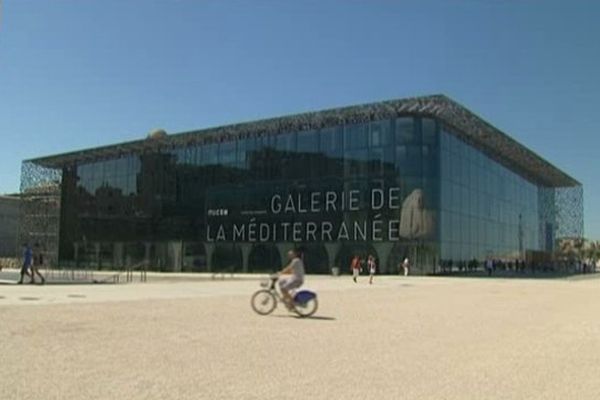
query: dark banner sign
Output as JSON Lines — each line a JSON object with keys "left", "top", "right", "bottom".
{"left": 206, "top": 181, "right": 434, "bottom": 243}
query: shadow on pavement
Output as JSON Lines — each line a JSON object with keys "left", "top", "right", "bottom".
{"left": 0, "top": 279, "right": 116, "bottom": 286}
{"left": 268, "top": 314, "right": 336, "bottom": 321}
{"left": 302, "top": 315, "right": 336, "bottom": 321}
{"left": 430, "top": 271, "right": 600, "bottom": 280}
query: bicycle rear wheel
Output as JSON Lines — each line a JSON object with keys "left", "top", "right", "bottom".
{"left": 294, "top": 297, "right": 318, "bottom": 318}
{"left": 251, "top": 290, "right": 277, "bottom": 315}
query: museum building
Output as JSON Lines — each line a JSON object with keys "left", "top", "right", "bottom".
{"left": 20, "top": 95, "right": 583, "bottom": 274}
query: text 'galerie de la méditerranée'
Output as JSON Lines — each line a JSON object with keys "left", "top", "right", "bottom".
{"left": 206, "top": 188, "right": 433, "bottom": 242}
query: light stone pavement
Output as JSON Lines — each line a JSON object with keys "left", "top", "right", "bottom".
{"left": 1, "top": 274, "right": 600, "bottom": 400}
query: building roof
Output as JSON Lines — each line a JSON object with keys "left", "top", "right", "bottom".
{"left": 26, "top": 94, "right": 579, "bottom": 188}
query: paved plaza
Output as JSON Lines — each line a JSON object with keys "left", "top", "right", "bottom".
{"left": 1, "top": 273, "right": 600, "bottom": 399}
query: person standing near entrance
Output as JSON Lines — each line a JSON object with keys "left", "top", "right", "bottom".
{"left": 31, "top": 243, "right": 46, "bottom": 285}
{"left": 17, "top": 243, "right": 33, "bottom": 284}
{"left": 400, "top": 257, "right": 410, "bottom": 276}
{"left": 350, "top": 255, "right": 361, "bottom": 283}
{"left": 367, "top": 255, "right": 377, "bottom": 284}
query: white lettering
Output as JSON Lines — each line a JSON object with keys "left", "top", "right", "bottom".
{"left": 349, "top": 190, "right": 360, "bottom": 211}
{"left": 259, "top": 223, "right": 270, "bottom": 241}
{"left": 284, "top": 195, "right": 296, "bottom": 213}
{"left": 322, "top": 222, "right": 333, "bottom": 241}
{"left": 337, "top": 222, "right": 349, "bottom": 240}
{"left": 371, "top": 189, "right": 384, "bottom": 210}
{"left": 297, "top": 194, "right": 307, "bottom": 213}
{"left": 281, "top": 222, "right": 291, "bottom": 241}
{"left": 389, "top": 220, "right": 400, "bottom": 240}
{"left": 248, "top": 223, "right": 257, "bottom": 242}
{"left": 292, "top": 222, "right": 302, "bottom": 242}
{"left": 216, "top": 225, "right": 226, "bottom": 241}
{"left": 271, "top": 195, "right": 282, "bottom": 214}
{"left": 306, "top": 222, "right": 317, "bottom": 241}
{"left": 389, "top": 188, "right": 401, "bottom": 209}
{"left": 372, "top": 220, "right": 383, "bottom": 241}
{"left": 325, "top": 191, "right": 337, "bottom": 212}
{"left": 310, "top": 192, "right": 321, "bottom": 213}
{"left": 233, "top": 224, "right": 245, "bottom": 241}
{"left": 354, "top": 220, "right": 367, "bottom": 241}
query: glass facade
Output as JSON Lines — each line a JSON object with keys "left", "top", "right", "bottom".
{"left": 57, "top": 116, "right": 444, "bottom": 274}
{"left": 21, "top": 97, "right": 579, "bottom": 275}
{"left": 439, "top": 129, "right": 541, "bottom": 265}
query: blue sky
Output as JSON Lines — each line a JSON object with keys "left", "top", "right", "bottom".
{"left": 1, "top": 1, "right": 599, "bottom": 238}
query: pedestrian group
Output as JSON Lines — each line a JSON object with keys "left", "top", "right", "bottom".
{"left": 17, "top": 243, "right": 45, "bottom": 285}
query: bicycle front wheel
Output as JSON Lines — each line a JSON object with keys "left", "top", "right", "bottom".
{"left": 251, "top": 290, "right": 277, "bottom": 316}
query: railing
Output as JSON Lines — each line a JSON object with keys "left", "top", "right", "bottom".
{"left": 86, "top": 261, "right": 148, "bottom": 284}
{"left": 38, "top": 260, "right": 149, "bottom": 284}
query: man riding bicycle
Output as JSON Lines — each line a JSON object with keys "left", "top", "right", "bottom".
{"left": 278, "top": 248, "right": 305, "bottom": 308}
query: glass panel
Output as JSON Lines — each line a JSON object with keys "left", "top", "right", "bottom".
{"left": 344, "top": 123, "right": 368, "bottom": 150}
{"left": 370, "top": 119, "right": 392, "bottom": 148}
{"left": 321, "top": 126, "right": 343, "bottom": 158}
{"left": 344, "top": 149, "right": 368, "bottom": 177}
{"left": 422, "top": 118, "right": 437, "bottom": 145}
{"left": 237, "top": 137, "right": 248, "bottom": 164}
{"left": 204, "top": 143, "right": 219, "bottom": 165}
{"left": 395, "top": 145, "right": 422, "bottom": 176}
{"left": 219, "top": 140, "right": 236, "bottom": 165}
{"left": 395, "top": 117, "right": 415, "bottom": 144}
{"left": 297, "top": 130, "right": 319, "bottom": 153}
{"left": 275, "top": 131, "right": 296, "bottom": 152}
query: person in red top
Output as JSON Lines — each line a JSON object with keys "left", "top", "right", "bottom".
{"left": 350, "top": 255, "right": 361, "bottom": 283}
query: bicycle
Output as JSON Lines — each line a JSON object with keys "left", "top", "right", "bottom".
{"left": 250, "top": 274, "right": 318, "bottom": 318}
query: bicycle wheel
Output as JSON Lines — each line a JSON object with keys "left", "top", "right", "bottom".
{"left": 251, "top": 290, "right": 277, "bottom": 316}
{"left": 294, "top": 297, "right": 318, "bottom": 318}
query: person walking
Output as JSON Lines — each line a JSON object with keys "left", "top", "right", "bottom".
{"left": 31, "top": 243, "right": 46, "bottom": 285}
{"left": 350, "top": 255, "right": 361, "bottom": 283}
{"left": 17, "top": 243, "right": 33, "bottom": 284}
{"left": 367, "top": 255, "right": 376, "bottom": 284}
{"left": 401, "top": 257, "right": 410, "bottom": 276}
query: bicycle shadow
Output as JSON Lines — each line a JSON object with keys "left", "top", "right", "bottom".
{"left": 269, "top": 314, "right": 336, "bottom": 321}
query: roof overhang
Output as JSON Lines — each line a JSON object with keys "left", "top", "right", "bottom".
{"left": 25, "top": 94, "right": 579, "bottom": 188}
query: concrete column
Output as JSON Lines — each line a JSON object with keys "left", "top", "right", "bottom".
{"left": 324, "top": 243, "right": 341, "bottom": 272}
{"left": 73, "top": 242, "right": 80, "bottom": 268}
{"left": 144, "top": 242, "right": 152, "bottom": 269}
{"left": 168, "top": 241, "right": 182, "bottom": 272}
{"left": 113, "top": 242, "right": 124, "bottom": 269}
{"left": 276, "top": 243, "right": 292, "bottom": 267}
{"left": 204, "top": 243, "right": 215, "bottom": 272}
{"left": 411, "top": 243, "right": 422, "bottom": 275}
{"left": 95, "top": 242, "right": 101, "bottom": 269}
{"left": 375, "top": 242, "right": 395, "bottom": 274}
{"left": 240, "top": 244, "right": 252, "bottom": 273}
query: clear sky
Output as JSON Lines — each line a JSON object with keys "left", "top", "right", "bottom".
{"left": 0, "top": 1, "right": 599, "bottom": 238}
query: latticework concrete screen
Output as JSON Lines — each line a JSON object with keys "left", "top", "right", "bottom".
{"left": 19, "top": 161, "right": 63, "bottom": 266}
{"left": 554, "top": 185, "right": 584, "bottom": 239}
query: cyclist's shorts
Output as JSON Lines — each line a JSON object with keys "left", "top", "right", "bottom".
{"left": 279, "top": 277, "right": 303, "bottom": 291}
